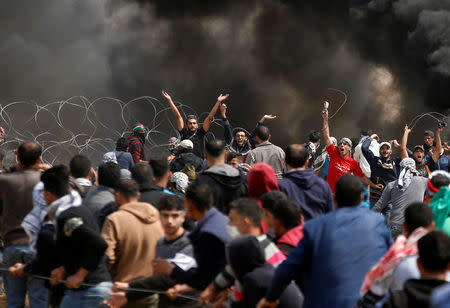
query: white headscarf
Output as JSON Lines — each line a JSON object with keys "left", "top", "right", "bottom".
{"left": 398, "top": 158, "right": 418, "bottom": 191}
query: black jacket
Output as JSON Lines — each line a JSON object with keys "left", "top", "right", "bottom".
{"left": 383, "top": 279, "right": 447, "bottom": 308}
{"left": 56, "top": 206, "right": 111, "bottom": 286}
{"left": 138, "top": 182, "right": 169, "bottom": 209}
{"left": 227, "top": 235, "right": 303, "bottom": 308}
{"left": 195, "top": 164, "right": 247, "bottom": 214}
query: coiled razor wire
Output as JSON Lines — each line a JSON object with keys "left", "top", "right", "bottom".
{"left": 0, "top": 267, "right": 200, "bottom": 302}
{"left": 0, "top": 96, "right": 224, "bottom": 167}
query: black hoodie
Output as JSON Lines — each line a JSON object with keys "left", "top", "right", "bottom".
{"left": 195, "top": 164, "right": 247, "bottom": 214}
{"left": 383, "top": 279, "right": 447, "bottom": 308}
{"left": 227, "top": 235, "right": 303, "bottom": 308}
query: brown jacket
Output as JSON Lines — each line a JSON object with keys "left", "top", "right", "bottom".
{"left": 102, "top": 201, "right": 164, "bottom": 282}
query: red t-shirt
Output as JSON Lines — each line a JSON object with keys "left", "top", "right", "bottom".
{"left": 326, "top": 144, "right": 365, "bottom": 193}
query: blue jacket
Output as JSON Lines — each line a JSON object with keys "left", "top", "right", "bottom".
{"left": 362, "top": 138, "right": 401, "bottom": 199}
{"left": 278, "top": 169, "right": 334, "bottom": 221}
{"left": 171, "top": 208, "right": 231, "bottom": 290}
{"left": 266, "top": 207, "right": 392, "bottom": 308}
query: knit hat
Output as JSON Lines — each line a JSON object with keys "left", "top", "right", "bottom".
{"left": 133, "top": 123, "right": 146, "bottom": 133}
{"left": 427, "top": 170, "right": 450, "bottom": 197}
{"left": 339, "top": 137, "right": 352, "bottom": 147}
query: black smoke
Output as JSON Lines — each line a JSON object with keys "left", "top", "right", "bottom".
{"left": 0, "top": 0, "right": 448, "bottom": 155}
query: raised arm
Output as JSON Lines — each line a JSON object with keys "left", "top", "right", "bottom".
{"left": 203, "top": 94, "right": 229, "bottom": 132}
{"left": 322, "top": 109, "right": 331, "bottom": 147}
{"left": 400, "top": 125, "right": 411, "bottom": 159}
{"left": 162, "top": 90, "right": 184, "bottom": 131}
{"left": 431, "top": 125, "right": 444, "bottom": 163}
{"left": 220, "top": 103, "right": 233, "bottom": 144}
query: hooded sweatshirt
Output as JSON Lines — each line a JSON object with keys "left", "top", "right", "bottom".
{"left": 248, "top": 163, "right": 279, "bottom": 232}
{"left": 227, "top": 235, "right": 303, "bottom": 308}
{"left": 278, "top": 168, "right": 334, "bottom": 221}
{"left": 195, "top": 164, "right": 247, "bottom": 214}
{"left": 102, "top": 201, "right": 164, "bottom": 282}
{"left": 383, "top": 279, "right": 447, "bottom": 308}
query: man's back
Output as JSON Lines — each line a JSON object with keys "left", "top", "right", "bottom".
{"left": 195, "top": 164, "right": 247, "bottom": 214}
{"left": 373, "top": 177, "right": 428, "bottom": 225}
{"left": 278, "top": 169, "right": 333, "bottom": 220}
{"left": 0, "top": 169, "right": 41, "bottom": 246}
{"left": 83, "top": 185, "right": 115, "bottom": 219}
{"left": 102, "top": 202, "right": 164, "bottom": 281}
{"left": 272, "top": 207, "right": 391, "bottom": 308}
{"left": 246, "top": 141, "right": 286, "bottom": 179}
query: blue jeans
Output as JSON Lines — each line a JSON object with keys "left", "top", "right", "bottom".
{"left": 60, "top": 281, "right": 112, "bottom": 308}
{"left": 2, "top": 245, "right": 48, "bottom": 308}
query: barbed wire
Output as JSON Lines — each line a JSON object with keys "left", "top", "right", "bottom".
{"left": 0, "top": 96, "right": 223, "bottom": 167}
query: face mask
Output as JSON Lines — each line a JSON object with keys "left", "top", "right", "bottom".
{"left": 226, "top": 225, "right": 240, "bottom": 239}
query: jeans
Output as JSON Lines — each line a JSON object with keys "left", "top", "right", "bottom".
{"left": 60, "top": 281, "right": 112, "bottom": 308}
{"left": 2, "top": 245, "right": 48, "bottom": 308}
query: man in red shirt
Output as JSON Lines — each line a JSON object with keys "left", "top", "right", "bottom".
{"left": 322, "top": 108, "right": 382, "bottom": 193}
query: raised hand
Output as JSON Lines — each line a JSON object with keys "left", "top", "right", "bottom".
{"left": 260, "top": 114, "right": 277, "bottom": 123}
{"left": 404, "top": 125, "right": 411, "bottom": 134}
{"left": 321, "top": 109, "right": 328, "bottom": 120}
{"left": 162, "top": 90, "right": 172, "bottom": 102}
{"left": 217, "top": 94, "right": 229, "bottom": 103}
{"left": 220, "top": 103, "right": 227, "bottom": 118}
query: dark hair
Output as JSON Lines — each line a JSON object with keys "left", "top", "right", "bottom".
{"left": 229, "top": 198, "right": 262, "bottom": 228}
{"left": 205, "top": 139, "right": 226, "bottom": 158}
{"left": 361, "top": 129, "right": 373, "bottom": 137}
{"left": 41, "top": 165, "right": 70, "bottom": 198}
{"left": 335, "top": 174, "right": 364, "bottom": 207}
{"left": 116, "top": 178, "right": 140, "bottom": 199}
{"left": 285, "top": 144, "right": 308, "bottom": 168}
{"left": 431, "top": 174, "right": 450, "bottom": 189}
{"left": 70, "top": 155, "right": 91, "bottom": 178}
{"left": 233, "top": 128, "right": 247, "bottom": 137}
{"left": 17, "top": 142, "right": 42, "bottom": 167}
{"left": 260, "top": 191, "right": 288, "bottom": 212}
{"left": 0, "top": 150, "right": 5, "bottom": 162}
{"left": 185, "top": 181, "right": 213, "bottom": 212}
{"left": 255, "top": 125, "right": 270, "bottom": 141}
{"left": 131, "top": 162, "right": 153, "bottom": 184}
{"left": 149, "top": 156, "right": 169, "bottom": 179}
{"left": 418, "top": 230, "right": 450, "bottom": 272}
{"left": 271, "top": 199, "right": 302, "bottom": 229}
{"left": 185, "top": 115, "right": 198, "bottom": 124}
{"left": 226, "top": 152, "right": 243, "bottom": 164}
{"left": 98, "top": 162, "right": 121, "bottom": 189}
{"left": 159, "top": 195, "right": 185, "bottom": 212}
{"left": 308, "top": 130, "right": 321, "bottom": 143}
{"left": 404, "top": 202, "right": 434, "bottom": 232}
{"left": 116, "top": 137, "right": 129, "bottom": 151}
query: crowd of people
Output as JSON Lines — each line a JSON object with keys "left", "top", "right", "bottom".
{"left": 0, "top": 90, "right": 449, "bottom": 308}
